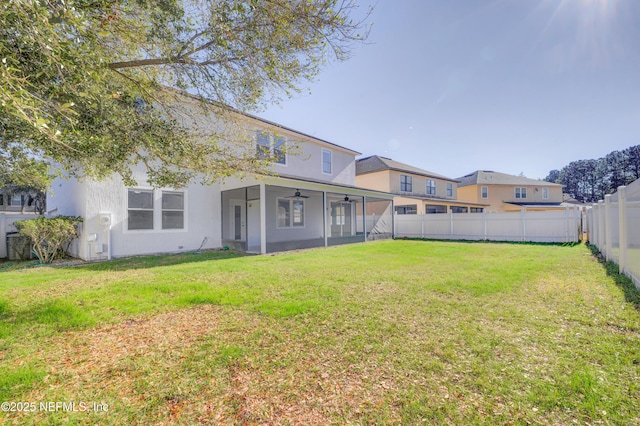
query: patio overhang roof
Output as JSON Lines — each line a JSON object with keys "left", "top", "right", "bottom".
{"left": 221, "top": 173, "right": 394, "bottom": 200}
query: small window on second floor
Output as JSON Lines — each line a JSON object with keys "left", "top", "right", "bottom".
{"left": 515, "top": 187, "right": 527, "bottom": 199}
{"left": 256, "top": 131, "right": 286, "bottom": 165}
{"left": 481, "top": 186, "right": 488, "bottom": 199}
{"left": 426, "top": 179, "right": 436, "bottom": 195}
{"left": 322, "top": 149, "right": 332, "bottom": 174}
{"left": 446, "top": 183, "right": 453, "bottom": 197}
{"left": 400, "top": 175, "right": 412, "bottom": 192}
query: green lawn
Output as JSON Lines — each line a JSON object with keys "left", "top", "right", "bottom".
{"left": 0, "top": 240, "right": 638, "bottom": 425}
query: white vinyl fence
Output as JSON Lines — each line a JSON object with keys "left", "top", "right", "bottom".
{"left": 587, "top": 178, "right": 640, "bottom": 289}
{"left": 395, "top": 208, "right": 582, "bottom": 243}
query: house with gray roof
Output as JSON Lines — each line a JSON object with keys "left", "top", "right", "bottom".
{"left": 456, "top": 170, "right": 564, "bottom": 212}
{"left": 356, "top": 156, "right": 488, "bottom": 214}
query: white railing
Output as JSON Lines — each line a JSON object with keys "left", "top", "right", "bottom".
{"left": 587, "top": 178, "right": 640, "bottom": 289}
{"left": 395, "top": 208, "right": 582, "bottom": 243}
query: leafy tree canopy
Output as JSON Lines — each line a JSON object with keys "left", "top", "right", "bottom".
{"left": 545, "top": 144, "right": 640, "bottom": 202}
{"left": 1, "top": 0, "right": 370, "bottom": 188}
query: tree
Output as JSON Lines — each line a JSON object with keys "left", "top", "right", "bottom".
{"left": 1, "top": 0, "right": 370, "bottom": 188}
{"left": 544, "top": 169, "right": 560, "bottom": 183}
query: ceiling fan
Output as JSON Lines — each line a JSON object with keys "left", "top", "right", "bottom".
{"left": 286, "top": 189, "right": 309, "bottom": 199}
{"left": 340, "top": 195, "right": 358, "bottom": 204}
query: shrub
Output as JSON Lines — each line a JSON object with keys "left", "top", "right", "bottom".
{"left": 15, "top": 216, "right": 83, "bottom": 264}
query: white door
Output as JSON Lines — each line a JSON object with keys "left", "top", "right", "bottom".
{"left": 230, "top": 201, "right": 245, "bottom": 241}
{"left": 247, "top": 200, "right": 261, "bottom": 251}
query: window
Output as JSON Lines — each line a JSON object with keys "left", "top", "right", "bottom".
{"left": 322, "top": 149, "right": 332, "bottom": 174}
{"left": 400, "top": 175, "right": 412, "bottom": 192}
{"left": 395, "top": 205, "right": 417, "bottom": 215}
{"left": 542, "top": 187, "right": 549, "bottom": 199}
{"left": 450, "top": 206, "right": 468, "bottom": 213}
{"left": 273, "top": 136, "right": 286, "bottom": 164}
{"left": 515, "top": 187, "right": 527, "bottom": 199}
{"left": 256, "top": 131, "right": 286, "bottom": 165}
{"left": 447, "top": 183, "right": 453, "bottom": 197}
{"left": 162, "top": 191, "right": 184, "bottom": 229}
{"left": 256, "top": 131, "right": 270, "bottom": 159}
{"left": 128, "top": 189, "right": 154, "bottom": 230}
{"left": 426, "top": 180, "right": 436, "bottom": 195}
{"left": 277, "top": 198, "right": 304, "bottom": 228}
{"left": 470, "top": 207, "right": 484, "bottom": 213}
{"left": 481, "top": 186, "right": 488, "bottom": 199}
{"left": 425, "top": 204, "right": 446, "bottom": 214}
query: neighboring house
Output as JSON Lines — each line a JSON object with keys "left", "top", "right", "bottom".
{"left": 46, "top": 106, "right": 394, "bottom": 260}
{"left": 355, "top": 155, "right": 487, "bottom": 214}
{"left": 456, "top": 170, "right": 564, "bottom": 212}
{"left": 0, "top": 189, "right": 44, "bottom": 214}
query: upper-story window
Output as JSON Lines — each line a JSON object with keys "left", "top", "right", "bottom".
{"left": 481, "top": 186, "right": 488, "bottom": 199}
{"left": 426, "top": 179, "right": 436, "bottom": 196}
{"left": 446, "top": 183, "right": 453, "bottom": 197}
{"left": 400, "top": 175, "right": 412, "bottom": 192}
{"left": 542, "top": 187, "right": 549, "bottom": 199}
{"left": 322, "top": 149, "right": 332, "bottom": 174}
{"left": 256, "top": 131, "right": 286, "bottom": 165}
{"left": 515, "top": 187, "right": 527, "bottom": 199}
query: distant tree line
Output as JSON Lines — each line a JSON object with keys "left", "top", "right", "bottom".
{"left": 545, "top": 145, "right": 640, "bottom": 203}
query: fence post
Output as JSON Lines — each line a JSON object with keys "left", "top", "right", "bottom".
{"left": 597, "top": 200, "right": 605, "bottom": 255}
{"left": 521, "top": 207, "right": 526, "bottom": 242}
{"left": 483, "top": 211, "right": 488, "bottom": 240}
{"left": 604, "top": 195, "right": 612, "bottom": 261}
{"left": 0, "top": 213, "right": 5, "bottom": 259}
{"left": 618, "top": 186, "right": 627, "bottom": 275}
{"left": 564, "top": 206, "right": 570, "bottom": 243}
{"left": 421, "top": 214, "right": 425, "bottom": 239}
{"left": 448, "top": 211, "right": 453, "bottom": 239}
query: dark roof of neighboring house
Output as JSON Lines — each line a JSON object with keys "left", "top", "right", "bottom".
{"left": 456, "top": 170, "right": 563, "bottom": 188}
{"left": 356, "top": 155, "right": 458, "bottom": 182}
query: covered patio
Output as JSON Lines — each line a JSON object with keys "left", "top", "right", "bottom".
{"left": 220, "top": 176, "right": 393, "bottom": 253}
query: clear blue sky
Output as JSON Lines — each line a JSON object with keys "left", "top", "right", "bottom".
{"left": 260, "top": 0, "right": 640, "bottom": 180}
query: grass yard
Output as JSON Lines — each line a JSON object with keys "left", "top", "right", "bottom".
{"left": 0, "top": 240, "right": 639, "bottom": 425}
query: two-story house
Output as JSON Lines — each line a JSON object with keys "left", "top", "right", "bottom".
{"left": 355, "top": 156, "right": 487, "bottom": 214}
{"left": 456, "top": 170, "right": 564, "bottom": 212}
{"left": 46, "top": 104, "right": 394, "bottom": 260}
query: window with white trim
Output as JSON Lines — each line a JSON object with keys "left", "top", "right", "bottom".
{"left": 128, "top": 189, "right": 154, "bottom": 230}
{"left": 322, "top": 149, "right": 332, "bottom": 174}
{"left": 162, "top": 191, "right": 184, "bottom": 229}
{"left": 400, "top": 175, "right": 412, "bottom": 192}
{"left": 481, "top": 186, "right": 488, "bottom": 199}
{"left": 277, "top": 198, "right": 304, "bottom": 228}
{"left": 542, "top": 187, "right": 549, "bottom": 199}
{"left": 426, "top": 179, "right": 436, "bottom": 195}
{"left": 446, "top": 183, "right": 453, "bottom": 197}
{"left": 256, "top": 131, "right": 286, "bottom": 165}
{"left": 515, "top": 187, "right": 527, "bottom": 199}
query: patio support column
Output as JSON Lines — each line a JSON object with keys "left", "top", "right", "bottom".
{"left": 363, "top": 196, "right": 367, "bottom": 241}
{"left": 323, "top": 191, "right": 328, "bottom": 247}
{"left": 260, "top": 183, "right": 267, "bottom": 254}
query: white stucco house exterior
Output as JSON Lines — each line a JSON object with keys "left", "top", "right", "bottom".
{"left": 46, "top": 107, "right": 394, "bottom": 260}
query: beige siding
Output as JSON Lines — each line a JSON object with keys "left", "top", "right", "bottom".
{"left": 355, "top": 171, "right": 392, "bottom": 193}
{"left": 457, "top": 184, "right": 563, "bottom": 212}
